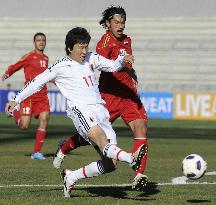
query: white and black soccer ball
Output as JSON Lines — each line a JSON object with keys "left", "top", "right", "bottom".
{"left": 182, "top": 154, "right": 207, "bottom": 179}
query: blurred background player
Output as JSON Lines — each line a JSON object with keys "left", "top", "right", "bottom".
{"left": 1, "top": 32, "right": 50, "bottom": 160}
{"left": 53, "top": 6, "right": 149, "bottom": 189}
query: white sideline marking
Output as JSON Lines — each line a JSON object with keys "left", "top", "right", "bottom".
{"left": 0, "top": 184, "right": 130, "bottom": 188}
{"left": 0, "top": 171, "right": 215, "bottom": 189}
{"left": 172, "top": 171, "right": 216, "bottom": 184}
{"left": 205, "top": 171, "right": 216, "bottom": 176}
{"left": 0, "top": 182, "right": 216, "bottom": 189}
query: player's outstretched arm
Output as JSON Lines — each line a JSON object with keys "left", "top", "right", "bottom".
{"left": 92, "top": 52, "right": 134, "bottom": 72}
{"left": 12, "top": 68, "right": 56, "bottom": 104}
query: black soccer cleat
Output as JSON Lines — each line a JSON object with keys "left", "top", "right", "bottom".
{"left": 131, "top": 144, "right": 148, "bottom": 171}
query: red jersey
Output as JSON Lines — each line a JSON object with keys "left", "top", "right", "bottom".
{"left": 6, "top": 50, "right": 49, "bottom": 99}
{"left": 97, "top": 31, "right": 138, "bottom": 98}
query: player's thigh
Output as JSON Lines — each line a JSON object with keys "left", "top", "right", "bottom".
{"left": 121, "top": 101, "right": 147, "bottom": 124}
{"left": 93, "top": 104, "right": 117, "bottom": 145}
{"left": 38, "top": 111, "right": 50, "bottom": 129}
{"left": 20, "top": 99, "right": 32, "bottom": 116}
{"left": 67, "top": 104, "right": 116, "bottom": 147}
{"left": 19, "top": 115, "right": 31, "bottom": 129}
{"left": 19, "top": 100, "right": 32, "bottom": 129}
{"left": 32, "top": 98, "right": 50, "bottom": 119}
{"left": 88, "top": 125, "right": 109, "bottom": 150}
{"left": 102, "top": 94, "right": 123, "bottom": 122}
{"left": 66, "top": 105, "right": 101, "bottom": 144}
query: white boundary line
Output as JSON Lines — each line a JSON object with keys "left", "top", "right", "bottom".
{"left": 172, "top": 171, "right": 216, "bottom": 184}
{"left": 0, "top": 182, "right": 216, "bottom": 188}
{"left": 0, "top": 171, "right": 215, "bottom": 189}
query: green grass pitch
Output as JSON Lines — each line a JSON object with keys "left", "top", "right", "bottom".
{"left": 0, "top": 113, "right": 216, "bottom": 205}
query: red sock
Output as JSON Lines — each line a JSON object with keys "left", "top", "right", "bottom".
{"left": 13, "top": 110, "right": 21, "bottom": 125}
{"left": 61, "top": 137, "right": 77, "bottom": 154}
{"left": 33, "top": 128, "right": 46, "bottom": 153}
{"left": 131, "top": 138, "right": 148, "bottom": 176}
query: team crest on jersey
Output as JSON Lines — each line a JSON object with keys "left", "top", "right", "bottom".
{"left": 124, "top": 41, "right": 128, "bottom": 45}
{"left": 33, "top": 56, "right": 37, "bottom": 59}
{"left": 119, "top": 48, "right": 127, "bottom": 56}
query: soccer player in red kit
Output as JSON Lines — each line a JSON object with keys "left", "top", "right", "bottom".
{"left": 97, "top": 6, "right": 149, "bottom": 181}
{"left": 2, "top": 32, "right": 50, "bottom": 160}
{"left": 53, "top": 6, "right": 149, "bottom": 189}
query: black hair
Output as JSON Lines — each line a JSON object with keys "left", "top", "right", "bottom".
{"left": 33, "top": 32, "right": 46, "bottom": 41}
{"left": 65, "top": 27, "right": 91, "bottom": 55}
{"left": 99, "top": 5, "right": 126, "bottom": 28}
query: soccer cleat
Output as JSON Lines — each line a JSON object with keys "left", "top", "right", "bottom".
{"left": 132, "top": 173, "right": 149, "bottom": 190}
{"left": 31, "top": 152, "right": 46, "bottom": 160}
{"left": 131, "top": 144, "right": 147, "bottom": 171}
{"left": 61, "top": 169, "right": 76, "bottom": 197}
{"left": 53, "top": 140, "right": 66, "bottom": 169}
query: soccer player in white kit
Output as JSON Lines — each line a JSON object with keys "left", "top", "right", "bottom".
{"left": 5, "top": 27, "right": 147, "bottom": 197}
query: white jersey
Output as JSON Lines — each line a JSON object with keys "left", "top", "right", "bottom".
{"left": 14, "top": 52, "right": 125, "bottom": 108}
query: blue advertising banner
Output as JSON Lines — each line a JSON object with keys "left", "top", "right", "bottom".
{"left": 139, "top": 92, "right": 174, "bottom": 119}
{"left": 0, "top": 89, "right": 67, "bottom": 114}
{"left": 1, "top": 89, "right": 174, "bottom": 119}
{"left": 48, "top": 91, "right": 67, "bottom": 114}
{"left": 0, "top": 90, "right": 18, "bottom": 112}
{"left": 2, "top": 89, "right": 215, "bottom": 121}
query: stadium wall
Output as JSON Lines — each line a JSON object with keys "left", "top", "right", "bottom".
{"left": 1, "top": 17, "right": 216, "bottom": 92}
{"left": 0, "top": 0, "right": 216, "bottom": 18}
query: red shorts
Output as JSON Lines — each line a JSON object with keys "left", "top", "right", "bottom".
{"left": 101, "top": 93, "right": 147, "bottom": 124}
{"left": 19, "top": 96, "right": 50, "bottom": 118}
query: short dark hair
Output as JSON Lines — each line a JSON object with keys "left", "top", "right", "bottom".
{"left": 99, "top": 5, "right": 126, "bottom": 28}
{"left": 65, "top": 27, "right": 91, "bottom": 55}
{"left": 33, "top": 32, "right": 46, "bottom": 41}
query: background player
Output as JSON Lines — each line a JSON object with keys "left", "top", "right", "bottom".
{"left": 5, "top": 27, "right": 146, "bottom": 197}
{"left": 53, "top": 5, "right": 149, "bottom": 190}
{"left": 1, "top": 32, "right": 50, "bottom": 160}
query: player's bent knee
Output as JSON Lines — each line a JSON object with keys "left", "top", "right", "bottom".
{"left": 79, "top": 136, "right": 91, "bottom": 146}
{"left": 19, "top": 124, "right": 29, "bottom": 130}
{"left": 103, "top": 160, "right": 117, "bottom": 173}
{"left": 104, "top": 164, "right": 117, "bottom": 173}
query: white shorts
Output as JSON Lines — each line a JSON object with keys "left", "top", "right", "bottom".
{"left": 66, "top": 104, "right": 117, "bottom": 145}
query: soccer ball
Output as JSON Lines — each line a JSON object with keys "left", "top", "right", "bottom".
{"left": 182, "top": 154, "right": 207, "bottom": 179}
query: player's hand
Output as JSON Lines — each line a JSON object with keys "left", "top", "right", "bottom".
{"left": 123, "top": 55, "right": 134, "bottom": 65}
{"left": 5, "top": 101, "right": 17, "bottom": 116}
{"left": 1, "top": 73, "right": 9, "bottom": 81}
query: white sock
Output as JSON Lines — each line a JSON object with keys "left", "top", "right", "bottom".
{"left": 103, "top": 143, "right": 133, "bottom": 164}
{"left": 57, "top": 149, "right": 65, "bottom": 159}
{"left": 68, "top": 160, "right": 105, "bottom": 183}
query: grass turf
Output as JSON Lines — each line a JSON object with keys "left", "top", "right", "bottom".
{"left": 0, "top": 113, "right": 215, "bottom": 205}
